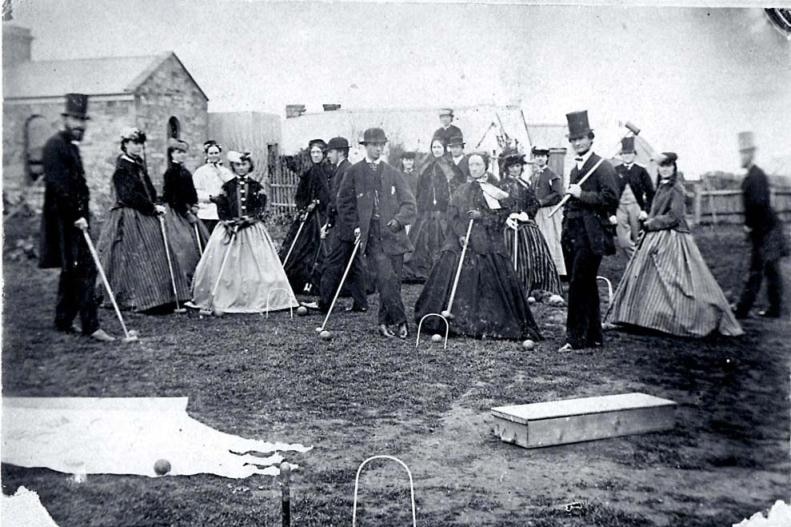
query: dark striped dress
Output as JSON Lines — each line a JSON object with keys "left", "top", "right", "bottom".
{"left": 500, "top": 176, "right": 562, "bottom": 296}
{"left": 96, "top": 154, "right": 191, "bottom": 312}
{"left": 604, "top": 179, "right": 743, "bottom": 337}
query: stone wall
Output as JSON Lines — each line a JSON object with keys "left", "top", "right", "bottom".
{"left": 135, "top": 54, "right": 209, "bottom": 190}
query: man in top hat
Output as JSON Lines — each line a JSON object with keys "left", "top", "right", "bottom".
{"left": 530, "top": 145, "right": 567, "bottom": 277}
{"left": 447, "top": 134, "right": 471, "bottom": 181}
{"left": 559, "top": 110, "right": 619, "bottom": 351}
{"left": 316, "top": 136, "right": 370, "bottom": 313}
{"left": 432, "top": 108, "right": 463, "bottom": 148}
{"left": 336, "top": 127, "right": 417, "bottom": 338}
{"left": 734, "top": 131, "right": 787, "bottom": 319}
{"left": 38, "top": 93, "right": 114, "bottom": 342}
{"left": 613, "top": 136, "right": 655, "bottom": 258}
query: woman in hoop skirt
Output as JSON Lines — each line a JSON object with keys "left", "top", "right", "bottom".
{"left": 191, "top": 151, "right": 298, "bottom": 314}
{"left": 279, "top": 139, "right": 331, "bottom": 295}
{"left": 415, "top": 152, "right": 542, "bottom": 341}
{"left": 96, "top": 127, "right": 190, "bottom": 312}
{"left": 161, "top": 138, "right": 209, "bottom": 281}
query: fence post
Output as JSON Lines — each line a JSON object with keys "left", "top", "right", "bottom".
{"left": 693, "top": 182, "right": 702, "bottom": 225}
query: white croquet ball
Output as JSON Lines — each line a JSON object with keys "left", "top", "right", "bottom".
{"left": 296, "top": 306, "right": 309, "bottom": 316}
{"left": 431, "top": 334, "right": 443, "bottom": 343}
{"left": 213, "top": 309, "right": 225, "bottom": 317}
{"left": 522, "top": 339, "right": 535, "bottom": 350}
{"left": 527, "top": 296, "right": 536, "bottom": 304}
{"left": 319, "top": 330, "right": 332, "bottom": 341}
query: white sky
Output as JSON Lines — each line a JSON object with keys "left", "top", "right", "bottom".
{"left": 10, "top": 1, "right": 791, "bottom": 176}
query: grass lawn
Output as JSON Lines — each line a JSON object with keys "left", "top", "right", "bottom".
{"left": 2, "top": 215, "right": 789, "bottom": 526}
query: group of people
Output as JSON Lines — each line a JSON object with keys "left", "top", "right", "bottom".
{"left": 40, "top": 95, "right": 786, "bottom": 348}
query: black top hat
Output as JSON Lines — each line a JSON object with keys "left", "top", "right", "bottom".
{"left": 308, "top": 138, "right": 327, "bottom": 150}
{"left": 359, "top": 128, "right": 388, "bottom": 145}
{"left": 566, "top": 110, "right": 592, "bottom": 139}
{"left": 621, "top": 136, "right": 636, "bottom": 154}
{"left": 447, "top": 135, "right": 465, "bottom": 147}
{"left": 62, "top": 93, "right": 90, "bottom": 120}
{"left": 326, "top": 137, "right": 350, "bottom": 151}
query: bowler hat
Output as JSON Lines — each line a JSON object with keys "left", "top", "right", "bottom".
{"left": 566, "top": 110, "right": 592, "bottom": 139}
{"left": 531, "top": 145, "right": 550, "bottom": 156}
{"left": 738, "top": 131, "right": 756, "bottom": 152}
{"left": 439, "top": 108, "right": 454, "bottom": 118}
{"left": 448, "top": 135, "right": 465, "bottom": 147}
{"left": 62, "top": 93, "right": 90, "bottom": 120}
{"left": 621, "top": 136, "right": 636, "bottom": 154}
{"left": 326, "top": 136, "right": 350, "bottom": 151}
{"left": 359, "top": 128, "right": 388, "bottom": 145}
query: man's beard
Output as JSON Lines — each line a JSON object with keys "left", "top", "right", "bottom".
{"left": 66, "top": 125, "right": 85, "bottom": 142}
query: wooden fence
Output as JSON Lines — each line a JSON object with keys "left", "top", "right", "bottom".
{"left": 689, "top": 182, "right": 791, "bottom": 225}
{"left": 267, "top": 158, "right": 300, "bottom": 215}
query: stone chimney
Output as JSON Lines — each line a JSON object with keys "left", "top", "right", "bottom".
{"left": 3, "top": 24, "right": 33, "bottom": 66}
{"left": 285, "top": 104, "right": 306, "bottom": 119}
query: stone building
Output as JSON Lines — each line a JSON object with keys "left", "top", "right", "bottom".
{"left": 2, "top": 24, "right": 209, "bottom": 215}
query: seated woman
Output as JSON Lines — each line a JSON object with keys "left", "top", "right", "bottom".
{"left": 499, "top": 153, "right": 562, "bottom": 298}
{"left": 403, "top": 138, "right": 461, "bottom": 283}
{"left": 604, "top": 152, "right": 743, "bottom": 337}
{"left": 191, "top": 151, "right": 298, "bottom": 314}
{"left": 414, "top": 152, "right": 542, "bottom": 341}
{"left": 161, "top": 138, "right": 209, "bottom": 281}
{"left": 96, "top": 127, "right": 190, "bottom": 312}
{"left": 280, "top": 139, "right": 331, "bottom": 295}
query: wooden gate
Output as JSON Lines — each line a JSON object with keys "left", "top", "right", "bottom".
{"left": 268, "top": 157, "right": 300, "bottom": 215}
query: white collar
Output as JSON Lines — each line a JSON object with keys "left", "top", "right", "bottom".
{"left": 365, "top": 157, "right": 381, "bottom": 165}
{"left": 575, "top": 150, "right": 594, "bottom": 166}
{"left": 452, "top": 154, "right": 464, "bottom": 162}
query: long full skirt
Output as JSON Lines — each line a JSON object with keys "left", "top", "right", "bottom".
{"left": 192, "top": 223, "right": 298, "bottom": 313}
{"left": 534, "top": 206, "right": 566, "bottom": 276}
{"left": 162, "top": 205, "right": 210, "bottom": 282}
{"left": 96, "top": 208, "right": 191, "bottom": 311}
{"left": 503, "top": 221, "right": 562, "bottom": 296}
{"left": 415, "top": 250, "right": 542, "bottom": 340}
{"left": 604, "top": 229, "right": 743, "bottom": 337}
{"left": 403, "top": 213, "right": 447, "bottom": 283}
{"left": 279, "top": 210, "right": 324, "bottom": 295}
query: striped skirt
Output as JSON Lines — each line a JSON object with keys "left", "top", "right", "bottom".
{"left": 162, "top": 205, "right": 210, "bottom": 282}
{"left": 604, "top": 229, "right": 743, "bottom": 337}
{"left": 503, "top": 221, "right": 563, "bottom": 296}
{"left": 96, "top": 207, "right": 191, "bottom": 312}
{"left": 192, "top": 222, "right": 298, "bottom": 313}
{"left": 534, "top": 206, "right": 566, "bottom": 276}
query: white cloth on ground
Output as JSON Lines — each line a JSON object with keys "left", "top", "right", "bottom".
{"left": 2, "top": 397, "right": 311, "bottom": 479}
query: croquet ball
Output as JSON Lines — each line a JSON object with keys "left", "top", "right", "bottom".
{"left": 296, "top": 306, "right": 309, "bottom": 316}
{"left": 440, "top": 310, "right": 451, "bottom": 318}
{"left": 319, "top": 330, "right": 332, "bottom": 340}
{"left": 431, "top": 333, "right": 443, "bottom": 343}
{"left": 213, "top": 309, "right": 225, "bottom": 317}
{"left": 154, "top": 459, "right": 171, "bottom": 476}
{"left": 527, "top": 296, "right": 536, "bottom": 304}
{"left": 548, "top": 294, "right": 565, "bottom": 306}
{"left": 522, "top": 339, "right": 535, "bottom": 350}
{"left": 128, "top": 330, "right": 139, "bottom": 337}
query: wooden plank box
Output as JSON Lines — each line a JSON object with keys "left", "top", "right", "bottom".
{"left": 491, "top": 392, "right": 677, "bottom": 449}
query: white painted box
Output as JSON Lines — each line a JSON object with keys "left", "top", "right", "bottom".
{"left": 491, "top": 392, "right": 677, "bottom": 448}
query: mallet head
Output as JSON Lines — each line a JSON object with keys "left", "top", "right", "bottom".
{"left": 624, "top": 121, "right": 641, "bottom": 136}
